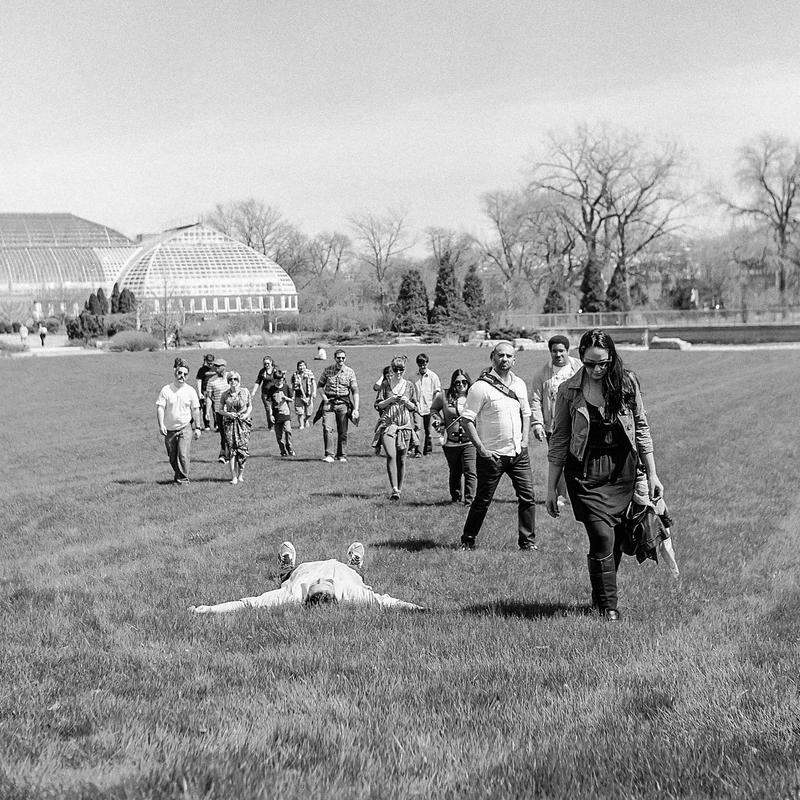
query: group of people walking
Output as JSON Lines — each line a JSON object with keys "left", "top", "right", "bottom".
{"left": 161, "top": 329, "right": 678, "bottom": 619}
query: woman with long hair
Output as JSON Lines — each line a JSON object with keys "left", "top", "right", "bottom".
{"left": 220, "top": 371, "right": 253, "bottom": 484}
{"left": 373, "top": 355, "right": 418, "bottom": 500}
{"left": 431, "top": 369, "right": 476, "bottom": 504}
{"left": 546, "top": 329, "right": 663, "bottom": 620}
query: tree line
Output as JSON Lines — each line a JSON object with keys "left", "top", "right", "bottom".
{"left": 203, "top": 124, "right": 800, "bottom": 329}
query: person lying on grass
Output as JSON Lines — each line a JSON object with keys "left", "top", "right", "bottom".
{"left": 189, "top": 541, "right": 424, "bottom": 613}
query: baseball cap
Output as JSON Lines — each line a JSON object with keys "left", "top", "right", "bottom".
{"left": 212, "top": 358, "right": 227, "bottom": 367}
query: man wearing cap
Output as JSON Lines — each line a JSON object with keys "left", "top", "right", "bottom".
{"left": 411, "top": 352, "right": 442, "bottom": 457}
{"left": 156, "top": 358, "right": 202, "bottom": 484}
{"left": 190, "top": 541, "right": 423, "bottom": 612}
{"left": 195, "top": 353, "right": 216, "bottom": 430}
{"left": 316, "top": 348, "right": 359, "bottom": 463}
{"left": 251, "top": 355, "right": 278, "bottom": 431}
{"left": 459, "top": 341, "right": 536, "bottom": 551}
{"left": 205, "top": 358, "right": 229, "bottom": 462}
{"left": 530, "top": 335, "right": 582, "bottom": 504}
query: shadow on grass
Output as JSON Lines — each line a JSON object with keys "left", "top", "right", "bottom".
{"left": 114, "top": 478, "right": 232, "bottom": 486}
{"left": 311, "top": 491, "right": 376, "bottom": 500}
{"left": 401, "top": 499, "right": 457, "bottom": 508}
{"left": 373, "top": 537, "right": 440, "bottom": 552}
{"left": 465, "top": 599, "right": 587, "bottom": 619}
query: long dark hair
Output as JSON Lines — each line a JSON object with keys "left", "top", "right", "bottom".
{"left": 446, "top": 369, "right": 472, "bottom": 403}
{"left": 578, "top": 329, "right": 637, "bottom": 419}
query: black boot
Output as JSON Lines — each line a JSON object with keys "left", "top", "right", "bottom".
{"left": 587, "top": 554, "right": 620, "bottom": 621}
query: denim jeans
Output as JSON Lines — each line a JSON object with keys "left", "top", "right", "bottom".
{"left": 322, "top": 402, "right": 349, "bottom": 458}
{"left": 462, "top": 448, "right": 535, "bottom": 548}
{"left": 165, "top": 424, "right": 192, "bottom": 481}
{"left": 443, "top": 444, "right": 477, "bottom": 502}
{"left": 274, "top": 418, "right": 293, "bottom": 455}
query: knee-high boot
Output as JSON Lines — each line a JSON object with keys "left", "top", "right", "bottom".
{"left": 587, "top": 554, "right": 620, "bottom": 620}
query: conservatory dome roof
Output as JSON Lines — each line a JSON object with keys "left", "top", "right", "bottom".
{"left": 117, "top": 223, "right": 296, "bottom": 299}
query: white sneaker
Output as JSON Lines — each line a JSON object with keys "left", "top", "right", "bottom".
{"left": 237, "top": 474, "right": 244, "bottom": 483}
{"left": 278, "top": 541, "right": 296, "bottom": 571}
{"left": 557, "top": 497, "right": 567, "bottom": 511}
{"left": 336, "top": 455, "right": 348, "bottom": 463}
{"left": 347, "top": 542, "right": 365, "bottom": 569}
{"left": 230, "top": 476, "right": 238, "bottom": 485}
{"left": 322, "top": 455, "right": 335, "bottom": 463}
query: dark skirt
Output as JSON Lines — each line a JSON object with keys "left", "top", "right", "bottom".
{"left": 565, "top": 445, "right": 637, "bottom": 528}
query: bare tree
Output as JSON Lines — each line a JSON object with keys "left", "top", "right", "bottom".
{"left": 722, "top": 133, "right": 800, "bottom": 304}
{"left": 348, "top": 209, "right": 412, "bottom": 307}
{"left": 206, "top": 198, "right": 293, "bottom": 263}
{"left": 529, "top": 123, "right": 686, "bottom": 310}
{"left": 426, "top": 227, "right": 475, "bottom": 270}
{"left": 307, "top": 231, "right": 352, "bottom": 282}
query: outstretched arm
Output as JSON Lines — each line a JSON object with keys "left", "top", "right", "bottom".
{"left": 191, "top": 588, "right": 291, "bottom": 614}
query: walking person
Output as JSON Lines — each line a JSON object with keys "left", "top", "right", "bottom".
{"left": 252, "top": 355, "right": 277, "bottom": 430}
{"left": 205, "top": 358, "right": 229, "bottom": 463}
{"left": 411, "top": 353, "right": 441, "bottom": 457}
{"left": 155, "top": 358, "right": 202, "bottom": 484}
{"left": 431, "top": 370, "right": 477, "bottom": 505}
{"left": 546, "top": 329, "right": 663, "bottom": 620}
{"left": 460, "top": 341, "right": 536, "bottom": 552}
{"left": 220, "top": 371, "right": 252, "bottom": 484}
{"left": 38, "top": 322, "right": 47, "bottom": 347}
{"left": 195, "top": 353, "right": 216, "bottom": 430}
{"left": 530, "top": 335, "right": 582, "bottom": 505}
{"left": 373, "top": 355, "right": 418, "bottom": 500}
{"left": 315, "top": 349, "right": 359, "bottom": 463}
{"left": 266, "top": 370, "right": 295, "bottom": 457}
{"left": 291, "top": 360, "right": 316, "bottom": 429}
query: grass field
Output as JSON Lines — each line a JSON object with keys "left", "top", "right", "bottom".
{"left": 1, "top": 345, "right": 799, "bottom": 799}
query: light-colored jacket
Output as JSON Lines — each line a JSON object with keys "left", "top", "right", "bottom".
{"left": 548, "top": 368, "right": 654, "bottom": 468}
{"left": 192, "top": 559, "right": 422, "bottom": 613}
{"left": 530, "top": 356, "right": 583, "bottom": 434}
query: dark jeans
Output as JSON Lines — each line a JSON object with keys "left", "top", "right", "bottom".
{"left": 214, "top": 412, "right": 226, "bottom": 457}
{"left": 165, "top": 424, "right": 192, "bottom": 481}
{"left": 462, "top": 449, "right": 535, "bottom": 548}
{"left": 443, "top": 444, "right": 477, "bottom": 502}
{"left": 274, "top": 418, "right": 293, "bottom": 455}
{"left": 260, "top": 394, "right": 274, "bottom": 430}
{"left": 322, "top": 402, "right": 349, "bottom": 458}
{"left": 415, "top": 412, "right": 433, "bottom": 454}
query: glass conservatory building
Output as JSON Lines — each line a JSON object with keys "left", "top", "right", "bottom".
{"left": 117, "top": 223, "right": 297, "bottom": 316}
{"left": 0, "top": 214, "right": 297, "bottom": 320}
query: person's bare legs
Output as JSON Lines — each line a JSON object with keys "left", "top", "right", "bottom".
{"left": 382, "top": 432, "right": 400, "bottom": 498}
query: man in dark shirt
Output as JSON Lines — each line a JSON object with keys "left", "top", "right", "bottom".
{"left": 195, "top": 353, "right": 216, "bottom": 430}
{"left": 251, "top": 355, "right": 277, "bottom": 430}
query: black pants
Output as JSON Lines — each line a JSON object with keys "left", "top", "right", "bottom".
{"left": 214, "top": 412, "right": 226, "bottom": 457}
{"left": 462, "top": 449, "right": 536, "bottom": 548}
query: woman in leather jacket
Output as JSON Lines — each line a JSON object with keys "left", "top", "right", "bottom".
{"left": 546, "top": 329, "right": 663, "bottom": 620}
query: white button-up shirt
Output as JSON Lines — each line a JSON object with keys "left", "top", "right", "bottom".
{"left": 413, "top": 369, "right": 441, "bottom": 415}
{"left": 461, "top": 369, "right": 530, "bottom": 456}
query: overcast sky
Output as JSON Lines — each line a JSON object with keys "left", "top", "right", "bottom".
{"left": 2, "top": 0, "right": 798, "bottom": 242}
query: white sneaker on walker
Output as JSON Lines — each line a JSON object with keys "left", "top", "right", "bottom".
{"left": 278, "top": 541, "right": 296, "bottom": 571}
{"left": 347, "top": 542, "right": 365, "bottom": 569}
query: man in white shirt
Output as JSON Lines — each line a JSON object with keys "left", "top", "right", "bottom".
{"left": 459, "top": 341, "right": 536, "bottom": 551}
{"left": 411, "top": 353, "right": 442, "bottom": 456}
{"left": 156, "top": 358, "right": 202, "bottom": 484}
{"left": 190, "top": 542, "right": 423, "bottom": 613}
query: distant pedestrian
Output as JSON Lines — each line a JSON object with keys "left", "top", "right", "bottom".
{"left": 431, "top": 369, "right": 477, "bottom": 505}
{"left": 38, "top": 322, "right": 47, "bottom": 347}
{"left": 530, "top": 335, "right": 582, "bottom": 505}
{"left": 155, "top": 357, "right": 202, "bottom": 484}
{"left": 195, "top": 353, "right": 216, "bottom": 430}
{"left": 315, "top": 345, "right": 327, "bottom": 361}
{"left": 373, "top": 355, "right": 418, "bottom": 500}
{"left": 315, "top": 349, "right": 359, "bottom": 463}
{"left": 291, "top": 360, "right": 316, "bottom": 429}
{"left": 459, "top": 341, "right": 536, "bottom": 552}
{"left": 19, "top": 324, "right": 28, "bottom": 346}
{"left": 220, "top": 371, "right": 252, "bottom": 484}
{"left": 266, "top": 370, "right": 295, "bottom": 457}
{"left": 205, "top": 358, "right": 229, "bottom": 463}
{"left": 411, "top": 353, "right": 441, "bottom": 457}
{"left": 252, "top": 355, "right": 277, "bottom": 430}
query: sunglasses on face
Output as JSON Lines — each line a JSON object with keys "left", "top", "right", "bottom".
{"left": 335, "top": 356, "right": 346, "bottom": 361}
{"left": 175, "top": 370, "right": 188, "bottom": 377}
{"left": 583, "top": 360, "right": 611, "bottom": 369}
{"left": 392, "top": 366, "right": 405, "bottom": 372}
{"left": 453, "top": 380, "right": 467, "bottom": 386}
{"left": 228, "top": 377, "right": 240, "bottom": 382}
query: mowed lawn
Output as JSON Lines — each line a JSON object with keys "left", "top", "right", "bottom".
{"left": 1, "top": 345, "right": 798, "bottom": 799}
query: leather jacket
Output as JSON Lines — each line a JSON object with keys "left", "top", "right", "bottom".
{"left": 547, "top": 368, "right": 653, "bottom": 468}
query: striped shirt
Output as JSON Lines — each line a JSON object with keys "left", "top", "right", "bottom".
{"left": 206, "top": 374, "right": 229, "bottom": 413}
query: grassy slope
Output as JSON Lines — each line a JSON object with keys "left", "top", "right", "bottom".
{"left": 0, "top": 347, "right": 798, "bottom": 799}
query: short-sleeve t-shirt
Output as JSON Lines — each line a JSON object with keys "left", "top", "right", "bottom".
{"left": 156, "top": 382, "right": 200, "bottom": 431}
{"left": 267, "top": 383, "right": 292, "bottom": 421}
